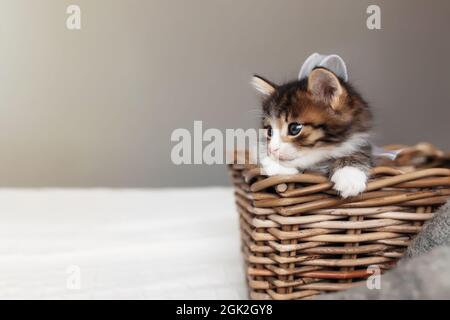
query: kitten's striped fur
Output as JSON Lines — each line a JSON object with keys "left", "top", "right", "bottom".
{"left": 253, "top": 67, "right": 373, "bottom": 198}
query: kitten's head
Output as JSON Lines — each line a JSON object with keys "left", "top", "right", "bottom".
{"left": 252, "top": 68, "right": 372, "bottom": 161}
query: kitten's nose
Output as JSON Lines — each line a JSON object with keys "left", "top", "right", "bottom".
{"left": 269, "top": 146, "right": 280, "bottom": 154}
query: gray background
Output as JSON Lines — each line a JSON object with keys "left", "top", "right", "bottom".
{"left": 0, "top": 0, "right": 449, "bottom": 187}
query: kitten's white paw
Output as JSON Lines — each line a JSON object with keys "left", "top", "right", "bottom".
{"left": 261, "top": 158, "right": 299, "bottom": 176}
{"left": 331, "top": 166, "right": 367, "bottom": 198}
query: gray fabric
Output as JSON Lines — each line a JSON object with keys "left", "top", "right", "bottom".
{"left": 320, "top": 200, "right": 450, "bottom": 299}
{"left": 404, "top": 201, "right": 450, "bottom": 259}
{"left": 319, "top": 246, "right": 450, "bottom": 299}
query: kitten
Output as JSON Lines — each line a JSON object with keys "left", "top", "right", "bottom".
{"left": 252, "top": 67, "right": 373, "bottom": 198}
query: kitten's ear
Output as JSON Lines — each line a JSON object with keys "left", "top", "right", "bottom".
{"left": 251, "top": 75, "right": 276, "bottom": 96}
{"left": 307, "top": 68, "right": 344, "bottom": 110}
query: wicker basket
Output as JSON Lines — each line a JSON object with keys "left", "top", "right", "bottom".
{"left": 229, "top": 143, "right": 450, "bottom": 300}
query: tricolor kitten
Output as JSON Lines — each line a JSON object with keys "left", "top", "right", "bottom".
{"left": 252, "top": 67, "right": 373, "bottom": 198}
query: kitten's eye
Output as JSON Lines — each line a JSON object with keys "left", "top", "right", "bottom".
{"left": 266, "top": 126, "right": 272, "bottom": 138}
{"left": 288, "top": 122, "right": 303, "bottom": 136}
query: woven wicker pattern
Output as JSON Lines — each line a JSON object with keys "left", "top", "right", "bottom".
{"left": 229, "top": 143, "right": 450, "bottom": 300}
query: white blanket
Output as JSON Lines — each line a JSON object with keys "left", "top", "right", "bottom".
{"left": 0, "top": 188, "right": 247, "bottom": 299}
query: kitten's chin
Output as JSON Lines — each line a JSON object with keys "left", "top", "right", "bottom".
{"left": 269, "top": 154, "right": 297, "bottom": 162}
{"left": 270, "top": 156, "right": 299, "bottom": 167}
{"left": 279, "top": 159, "right": 298, "bottom": 167}
{"left": 279, "top": 155, "right": 296, "bottom": 162}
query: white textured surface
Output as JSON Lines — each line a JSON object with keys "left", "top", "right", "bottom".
{"left": 0, "top": 188, "right": 247, "bottom": 299}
